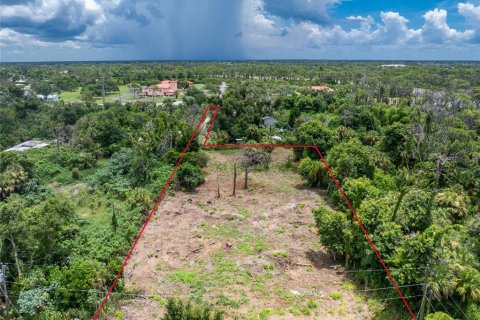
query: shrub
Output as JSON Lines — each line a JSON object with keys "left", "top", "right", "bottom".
{"left": 163, "top": 298, "right": 223, "bottom": 320}
{"left": 425, "top": 312, "right": 454, "bottom": 320}
{"left": 329, "top": 291, "right": 343, "bottom": 300}
{"left": 177, "top": 163, "right": 204, "bottom": 191}
{"left": 313, "top": 206, "right": 349, "bottom": 259}
{"left": 298, "top": 157, "right": 325, "bottom": 187}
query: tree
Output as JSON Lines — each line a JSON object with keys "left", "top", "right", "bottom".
{"left": 313, "top": 206, "right": 349, "bottom": 261}
{"left": 177, "top": 163, "right": 204, "bottom": 191}
{"left": 111, "top": 205, "right": 118, "bottom": 233}
{"left": 294, "top": 120, "right": 335, "bottom": 159}
{"left": 240, "top": 148, "right": 271, "bottom": 189}
{"left": 326, "top": 139, "right": 376, "bottom": 183}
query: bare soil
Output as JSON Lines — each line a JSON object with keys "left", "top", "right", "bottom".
{"left": 112, "top": 149, "right": 373, "bottom": 319}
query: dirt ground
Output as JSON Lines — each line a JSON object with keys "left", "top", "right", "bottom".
{"left": 112, "top": 149, "right": 374, "bottom": 319}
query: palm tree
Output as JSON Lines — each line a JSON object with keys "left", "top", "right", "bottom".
{"left": 456, "top": 267, "right": 480, "bottom": 303}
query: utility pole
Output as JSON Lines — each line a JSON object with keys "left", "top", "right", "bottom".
{"left": 102, "top": 73, "right": 106, "bottom": 106}
{"left": 1, "top": 264, "right": 10, "bottom": 320}
{"left": 418, "top": 264, "right": 430, "bottom": 320}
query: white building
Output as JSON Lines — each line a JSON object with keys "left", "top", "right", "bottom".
{"left": 5, "top": 141, "right": 50, "bottom": 152}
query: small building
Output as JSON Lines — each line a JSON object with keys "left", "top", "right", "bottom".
{"left": 37, "top": 94, "right": 58, "bottom": 101}
{"left": 412, "top": 88, "right": 427, "bottom": 95}
{"left": 262, "top": 116, "right": 277, "bottom": 128}
{"left": 381, "top": 64, "right": 406, "bottom": 68}
{"left": 5, "top": 140, "right": 50, "bottom": 152}
{"left": 311, "top": 85, "right": 334, "bottom": 93}
{"left": 271, "top": 135, "right": 282, "bottom": 141}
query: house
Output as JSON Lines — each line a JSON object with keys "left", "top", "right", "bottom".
{"left": 262, "top": 116, "right": 277, "bottom": 128}
{"left": 141, "top": 80, "right": 179, "bottom": 97}
{"left": 412, "top": 88, "right": 427, "bottom": 95}
{"left": 381, "top": 64, "right": 406, "bottom": 68}
{"left": 5, "top": 140, "right": 50, "bottom": 152}
{"left": 37, "top": 94, "right": 58, "bottom": 101}
{"left": 311, "top": 85, "right": 335, "bottom": 93}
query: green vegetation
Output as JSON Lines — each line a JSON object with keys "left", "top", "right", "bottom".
{"left": 164, "top": 298, "right": 223, "bottom": 320}
{"left": 1, "top": 61, "right": 479, "bottom": 319}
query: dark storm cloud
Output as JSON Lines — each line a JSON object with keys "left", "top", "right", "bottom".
{"left": 263, "top": 0, "right": 342, "bottom": 25}
{"left": 130, "top": 0, "right": 245, "bottom": 59}
{"left": 0, "top": 0, "right": 104, "bottom": 41}
{"left": 110, "top": 1, "right": 153, "bottom": 27}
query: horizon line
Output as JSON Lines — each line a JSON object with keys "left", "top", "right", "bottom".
{"left": 1, "top": 58, "right": 480, "bottom": 64}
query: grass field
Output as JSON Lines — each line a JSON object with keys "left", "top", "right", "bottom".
{"left": 59, "top": 87, "right": 82, "bottom": 102}
{"left": 95, "top": 85, "right": 131, "bottom": 104}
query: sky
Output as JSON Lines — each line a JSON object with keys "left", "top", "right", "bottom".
{"left": 0, "top": 0, "right": 479, "bottom": 62}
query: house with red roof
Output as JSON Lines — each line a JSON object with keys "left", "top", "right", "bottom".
{"left": 141, "top": 80, "right": 179, "bottom": 97}
{"left": 311, "top": 85, "right": 335, "bottom": 93}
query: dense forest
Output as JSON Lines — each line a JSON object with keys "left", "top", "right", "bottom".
{"left": 0, "top": 61, "right": 479, "bottom": 320}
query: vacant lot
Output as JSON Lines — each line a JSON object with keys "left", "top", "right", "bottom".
{"left": 115, "top": 149, "right": 374, "bottom": 319}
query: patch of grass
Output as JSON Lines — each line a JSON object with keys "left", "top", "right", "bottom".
{"left": 238, "top": 207, "right": 249, "bottom": 219}
{"left": 147, "top": 252, "right": 158, "bottom": 258}
{"left": 288, "top": 307, "right": 302, "bottom": 316}
{"left": 258, "top": 308, "right": 285, "bottom": 320}
{"left": 115, "top": 310, "right": 123, "bottom": 319}
{"left": 209, "top": 254, "right": 252, "bottom": 286}
{"left": 299, "top": 306, "right": 310, "bottom": 315}
{"left": 307, "top": 300, "right": 318, "bottom": 309}
{"left": 170, "top": 270, "right": 200, "bottom": 285}
{"left": 341, "top": 280, "right": 356, "bottom": 291}
{"left": 236, "top": 234, "right": 268, "bottom": 255}
{"left": 273, "top": 251, "right": 289, "bottom": 258}
{"left": 216, "top": 293, "right": 248, "bottom": 308}
{"left": 298, "top": 203, "right": 305, "bottom": 209}
{"left": 330, "top": 291, "right": 343, "bottom": 300}
{"left": 367, "top": 299, "right": 383, "bottom": 314}
{"left": 263, "top": 263, "right": 274, "bottom": 271}
{"left": 155, "top": 261, "right": 169, "bottom": 271}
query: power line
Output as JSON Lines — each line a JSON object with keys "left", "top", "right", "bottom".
{"left": 370, "top": 294, "right": 423, "bottom": 302}
{"left": 334, "top": 266, "right": 427, "bottom": 273}
{"left": 426, "top": 296, "right": 436, "bottom": 314}
{"left": 0, "top": 284, "right": 22, "bottom": 319}
{"left": 427, "top": 266, "right": 470, "bottom": 320}
{"left": 356, "top": 283, "right": 425, "bottom": 292}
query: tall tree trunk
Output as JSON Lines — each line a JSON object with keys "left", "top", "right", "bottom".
{"left": 216, "top": 167, "right": 220, "bottom": 198}
{"left": 391, "top": 188, "right": 408, "bottom": 222}
{"left": 9, "top": 235, "right": 21, "bottom": 277}
{"left": 244, "top": 169, "right": 248, "bottom": 189}
{"left": 233, "top": 163, "right": 237, "bottom": 196}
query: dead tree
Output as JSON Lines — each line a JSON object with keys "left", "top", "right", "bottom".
{"left": 216, "top": 166, "right": 220, "bottom": 198}
{"left": 232, "top": 156, "right": 241, "bottom": 195}
{"left": 240, "top": 148, "right": 271, "bottom": 190}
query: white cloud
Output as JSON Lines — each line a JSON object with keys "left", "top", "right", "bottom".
{"left": 458, "top": 2, "right": 480, "bottom": 24}
{"left": 241, "top": 1, "right": 478, "bottom": 51}
{"left": 421, "top": 8, "right": 474, "bottom": 43}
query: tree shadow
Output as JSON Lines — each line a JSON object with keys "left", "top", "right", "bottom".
{"left": 305, "top": 249, "right": 336, "bottom": 270}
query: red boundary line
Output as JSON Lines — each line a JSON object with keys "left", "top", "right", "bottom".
{"left": 92, "top": 105, "right": 417, "bottom": 320}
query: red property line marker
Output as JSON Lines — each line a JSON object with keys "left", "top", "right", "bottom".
{"left": 92, "top": 105, "right": 417, "bottom": 320}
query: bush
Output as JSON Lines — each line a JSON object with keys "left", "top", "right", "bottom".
{"left": 425, "top": 312, "right": 454, "bottom": 320}
{"left": 313, "top": 206, "right": 349, "bottom": 259}
{"left": 163, "top": 298, "right": 223, "bottom": 320}
{"left": 298, "top": 158, "right": 325, "bottom": 187}
{"left": 176, "top": 163, "right": 204, "bottom": 191}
